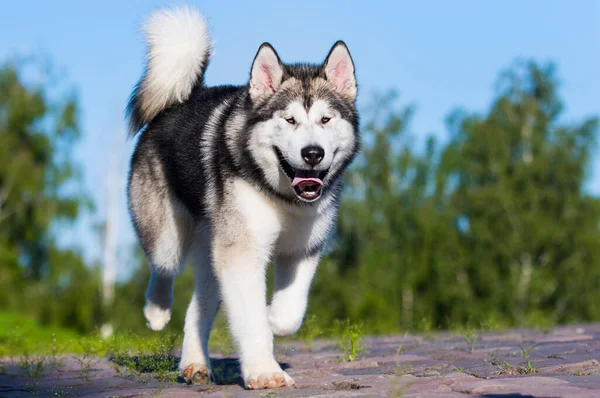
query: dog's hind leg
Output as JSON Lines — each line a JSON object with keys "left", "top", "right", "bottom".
{"left": 129, "top": 152, "right": 194, "bottom": 331}
{"left": 180, "top": 227, "right": 220, "bottom": 384}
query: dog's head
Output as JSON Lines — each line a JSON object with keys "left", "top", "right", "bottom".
{"left": 245, "top": 41, "right": 359, "bottom": 204}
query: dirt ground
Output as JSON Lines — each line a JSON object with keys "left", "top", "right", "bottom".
{"left": 3, "top": 324, "right": 600, "bottom": 397}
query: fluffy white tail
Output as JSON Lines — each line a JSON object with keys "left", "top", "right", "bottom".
{"left": 127, "top": 6, "right": 212, "bottom": 135}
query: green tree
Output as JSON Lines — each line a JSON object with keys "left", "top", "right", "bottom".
{"left": 309, "top": 61, "right": 600, "bottom": 333}
{"left": 0, "top": 61, "right": 100, "bottom": 332}
{"left": 440, "top": 61, "right": 600, "bottom": 327}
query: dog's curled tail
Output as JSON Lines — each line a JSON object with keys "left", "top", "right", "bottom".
{"left": 126, "top": 6, "right": 212, "bottom": 136}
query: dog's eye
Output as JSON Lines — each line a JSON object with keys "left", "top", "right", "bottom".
{"left": 321, "top": 117, "right": 331, "bottom": 124}
{"left": 285, "top": 117, "right": 296, "bottom": 125}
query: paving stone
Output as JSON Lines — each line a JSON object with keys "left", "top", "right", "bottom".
{"left": 4, "top": 324, "right": 600, "bottom": 396}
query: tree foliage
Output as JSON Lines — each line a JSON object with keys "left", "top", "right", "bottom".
{"left": 309, "top": 61, "right": 600, "bottom": 333}
{"left": 0, "top": 61, "right": 100, "bottom": 332}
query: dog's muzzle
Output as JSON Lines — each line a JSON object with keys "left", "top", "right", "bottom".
{"left": 274, "top": 147, "right": 329, "bottom": 202}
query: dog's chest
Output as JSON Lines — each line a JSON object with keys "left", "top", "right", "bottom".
{"left": 229, "top": 179, "right": 335, "bottom": 257}
{"left": 274, "top": 203, "right": 335, "bottom": 257}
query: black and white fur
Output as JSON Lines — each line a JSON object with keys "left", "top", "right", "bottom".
{"left": 126, "top": 6, "right": 359, "bottom": 389}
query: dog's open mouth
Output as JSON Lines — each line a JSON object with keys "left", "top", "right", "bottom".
{"left": 274, "top": 147, "right": 328, "bottom": 201}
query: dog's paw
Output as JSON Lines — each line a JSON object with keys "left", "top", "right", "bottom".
{"left": 181, "top": 363, "right": 213, "bottom": 385}
{"left": 245, "top": 371, "right": 295, "bottom": 389}
{"left": 143, "top": 301, "right": 171, "bottom": 331}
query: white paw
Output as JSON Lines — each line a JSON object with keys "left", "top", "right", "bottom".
{"left": 245, "top": 370, "right": 295, "bottom": 389}
{"left": 268, "top": 306, "right": 302, "bottom": 337}
{"left": 180, "top": 363, "right": 213, "bottom": 385}
{"left": 143, "top": 301, "right": 171, "bottom": 331}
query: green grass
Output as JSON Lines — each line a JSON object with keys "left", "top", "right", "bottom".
{"left": 0, "top": 311, "right": 186, "bottom": 383}
{"left": 207, "top": 313, "right": 236, "bottom": 356}
{"left": 0, "top": 312, "right": 80, "bottom": 356}
{"left": 105, "top": 331, "right": 181, "bottom": 383}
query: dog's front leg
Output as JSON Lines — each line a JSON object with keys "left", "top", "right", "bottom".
{"left": 269, "top": 252, "right": 321, "bottom": 336}
{"left": 212, "top": 229, "right": 294, "bottom": 389}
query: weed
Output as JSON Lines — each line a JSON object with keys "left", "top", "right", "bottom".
{"left": 72, "top": 337, "right": 99, "bottom": 380}
{"left": 298, "top": 314, "right": 322, "bottom": 347}
{"left": 462, "top": 328, "right": 479, "bottom": 353}
{"left": 496, "top": 360, "right": 514, "bottom": 374}
{"left": 394, "top": 363, "right": 413, "bottom": 376}
{"left": 16, "top": 332, "right": 65, "bottom": 380}
{"left": 496, "top": 360, "right": 538, "bottom": 375}
{"left": 396, "top": 333, "right": 419, "bottom": 355}
{"left": 20, "top": 353, "right": 46, "bottom": 379}
{"left": 24, "top": 381, "right": 39, "bottom": 393}
{"left": 396, "top": 344, "right": 419, "bottom": 355}
{"left": 518, "top": 361, "right": 539, "bottom": 374}
{"left": 484, "top": 352, "right": 500, "bottom": 366}
{"left": 390, "top": 378, "right": 413, "bottom": 397}
{"left": 334, "top": 319, "right": 365, "bottom": 362}
{"left": 518, "top": 343, "right": 539, "bottom": 359}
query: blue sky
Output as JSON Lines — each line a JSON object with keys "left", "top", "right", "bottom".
{"left": 1, "top": 1, "right": 599, "bottom": 275}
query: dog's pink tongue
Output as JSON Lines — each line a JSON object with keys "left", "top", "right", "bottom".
{"left": 292, "top": 177, "right": 323, "bottom": 187}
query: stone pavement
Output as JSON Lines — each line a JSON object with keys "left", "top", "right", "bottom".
{"left": 3, "top": 324, "right": 600, "bottom": 397}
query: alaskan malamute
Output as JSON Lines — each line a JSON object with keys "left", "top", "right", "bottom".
{"left": 126, "top": 6, "right": 359, "bottom": 389}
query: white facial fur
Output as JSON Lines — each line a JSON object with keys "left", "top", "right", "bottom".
{"left": 248, "top": 99, "right": 356, "bottom": 196}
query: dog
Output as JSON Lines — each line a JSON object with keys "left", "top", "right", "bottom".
{"left": 126, "top": 6, "right": 359, "bottom": 389}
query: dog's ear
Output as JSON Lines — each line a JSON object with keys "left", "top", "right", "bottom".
{"left": 249, "top": 43, "right": 284, "bottom": 100}
{"left": 323, "top": 41, "right": 356, "bottom": 99}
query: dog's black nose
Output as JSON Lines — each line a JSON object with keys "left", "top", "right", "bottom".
{"left": 301, "top": 146, "right": 325, "bottom": 167}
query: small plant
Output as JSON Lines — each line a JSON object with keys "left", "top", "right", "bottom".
{"left": 496, "top": 360, "right": 514, "bottom": 374}
{"left": 334, "top": 319, "right": 365, "bottom": 362}
{"left": 73, "top": 337, "right": 99, "bottom": 380}
{"left": 462, "top": 328, "right": 479, "bottom": 353}
{"left": 518, "top": 361, "right": 539, "bottom": 375}
{"left": 519, "top": 343, "right": 539, "bottom": 359}
{"left": 496, "top": 360, "right": 538, "bottom": 375}
{"left": 298, "top": 314, "right": 323, "bottom": 347}
{"left": 453, "top": 366, "right": 463, "bottom": 373}
{"left": 396, "top": 344, "right": 419, "bottom": 355}
{"left": 24, "top": 381, "right": 40, "bottom": 393}
{"left": 396, "top": 333, "right": 419, "bottom": 355}
{"left": 484, "top": 352, "right": 501, "bottom": 366}
{"left": 20, "top": 354, "right": 46, "bottom": 379}
{"left": 394, "top": 363, "right": 412, "bottom": 376}
{"left": 390, "top": 378, "right": 413, "bottom": 398}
